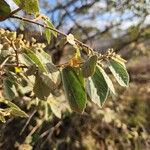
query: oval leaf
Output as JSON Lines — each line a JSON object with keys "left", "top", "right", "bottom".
{"left": 108, "top": 58, "right": 129, "bottom": 87}
{"left": 62, "top": 66, "right": 86, "bottom": 113}
{"left": 86, "top": 66, "right": 109, "bottom": 107}
{"left": 82, "top": 55, "right": 98, "bottom": 78}
{"left": 2, "top": 78, "right": 16, "bottom": 100}
{"left": 33, "top": 72, "right": 57, "bottom": 100}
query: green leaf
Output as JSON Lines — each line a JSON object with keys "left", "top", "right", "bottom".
{"left": 0, "top": 0, "right": 11, "bottom": 20}
{"left": 44, "top": 19, "right": 57, "bottom": 38}
{"left": 4, "top": 100, "right": 20, "bottom": 109}
{"left": 44, "top": 28, "right": 51, "bottom": 44}
{"left": 62, "top": 66, "right": 87, "bottom": 113}
{"left": 34, "top": 49, "right": 58, "bottom": 73}
{"left": 98, "top": 66, "right": 115, "bottom": 95}
{"left": 13, "top": 0, "right": 39, "bottom": 14}
{"left": 20, "top": 53, "right": 35, "bottom": 66}
{"left": 33, "top": 72, "right": 57, "bottom": 100}
{"left": 35, "top": 49, "right": 51, "bottom": 63}
{"left": 23, "top": 48, "right": 48, "bottom": 73}
{"left": 86, "top": 66, "right": 109, "bottom": 107}
{"left": 2, "top": 78, "right": 15, "bottom": 100}
{"left": 108, "top": 58, "right": 129, "bottom": 87}
{"left": 6, "top": 107, "right": 28, "bottom": 118}
{"left": 0, "top": 99, "right": 28, "bottom": 118}
{"left": 81, "top": 55, "right": 98, "bottom": 78}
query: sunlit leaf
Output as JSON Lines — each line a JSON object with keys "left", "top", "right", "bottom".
{"left": 9, "top": 107, "right": 28, "bottom": 118}
{"left": 86, "top": 66, "right": 109, "bottom": 107}
{"left": 108, "top": 58, "right": 129, "bottom": 87}
{"left": 98, "top": 66, "right": 115, "bottom": 95}
{"left": 49, "top": 99, "right": 62, "bottom": 119}
{"left": 62, "top": 66, "right": 86, "bottom": 113}
{"left": 67, "top": 34, "right": 76, "bottom": 45}
{"left": 20, "top": 53, "right": 35, "bottom": 66}
{"left": 112, "top": 55, "right": 126, "bottom": 67}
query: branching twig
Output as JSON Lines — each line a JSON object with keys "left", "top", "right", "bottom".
{"left": 20, "top": 110, "right": 37, "bottom": 135}
{"left": 11, "top": 15, "right": 93, "bottom": 51}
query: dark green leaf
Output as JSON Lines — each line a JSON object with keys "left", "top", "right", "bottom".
{"left": 98, "top": 66, "right": 115, "bottom": 95}
{"left": 82, "top": 55, "right": 98, "bottom": 78}
{"left": 108, "top": 58, "right": 129, "bottom": 87}
{"left": 13, "top": 0, "right": 39, "bottom": 14}
{"left": 86, "top": 66, "right": 109, "bottom": 107}
{"left": 23, "top": 48, "right": 48, "bottom": 73}
{"left": 33, "top": 72, "right": 57, "bottom": 100}
{"left": 62, "top": 66, "right": 87, "bottom": 113}
{"left": 2, "top": 78, "right": 15, "bottom": 100}
{"left": 0, "top": 0, "right": 11, "bottom": 21}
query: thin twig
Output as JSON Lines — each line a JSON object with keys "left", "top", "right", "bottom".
{"left": 11, "top": 15, "right": 67, "bottom": 36}
{"left": 11, "top": 15, "right": 93, "bottom": 51}
{"left": 4, "top": 63, "right": 27, "bottom": 68}
{"left": 39, "top": 121, "right": 62, "bottom": 149}
{"left": 26, "top": 120, "right": 43, "bottom": 138}
{"left": 0, "top": 57, "right": 10, "bottom": 69}
{"left": 20, "top": 110, "right": 37, "bottom": 135}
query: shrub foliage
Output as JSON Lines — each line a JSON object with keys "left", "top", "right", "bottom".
{"left": 0, "top": 0, "right": 129, "bottom": 122}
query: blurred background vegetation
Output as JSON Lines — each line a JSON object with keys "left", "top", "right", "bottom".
{"left": 0, "top": 0, "right": 150, "bottom": 149}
